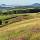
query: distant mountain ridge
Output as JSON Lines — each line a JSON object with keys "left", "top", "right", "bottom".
{"left": 0, "top": 4, "right": 13, "bottom": 7}
{"left": 1, "top": 3, "right": 40, "bottom": 7}
{"left": 15, "top": 3, "right": 40, "bottom": 8}
{"left": 31, "top": 3, "right": 40, "bottom": 7}
{"left": 0, "top": 3, "right": 40, "bottom": 10}
{"left": 0, "top": 4, "right": 15, "bottom": 10}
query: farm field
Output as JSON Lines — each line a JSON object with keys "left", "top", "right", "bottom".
{"left": 0, "top": 13, "right": 40, "bottom": 40}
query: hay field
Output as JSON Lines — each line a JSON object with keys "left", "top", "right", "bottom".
{"left": 0, "top": 13, "right": 40, "bottom": 40}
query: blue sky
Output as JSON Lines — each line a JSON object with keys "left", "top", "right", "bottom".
{"left": 0, "top": 0, "right": 40, "bottom": 6}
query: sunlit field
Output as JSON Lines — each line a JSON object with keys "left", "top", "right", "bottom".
{"left": 0, "top": 13, "right": 40, "bottom": 40}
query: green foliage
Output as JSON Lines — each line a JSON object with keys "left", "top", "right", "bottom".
{"left": 0, "top": 11, "right": 3, "bottom": 15}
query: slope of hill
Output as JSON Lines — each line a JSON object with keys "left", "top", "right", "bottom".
{"left": 0, "top": 13, "right": 40, "bottom": 40}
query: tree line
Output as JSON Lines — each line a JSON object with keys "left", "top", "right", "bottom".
{"left": 0, "top": 8, "right": 40, "bottom": 15}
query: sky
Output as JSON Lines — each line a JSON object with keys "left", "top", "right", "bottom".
{"left": 0, "top": 0, "right": 40, "bottom": 6}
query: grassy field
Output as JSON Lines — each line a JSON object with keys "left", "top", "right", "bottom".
{"left": 0, "top": 15, "right": 12, "bottom": 20}
{"left": 0, "top": 13, "right": 40, "bottom": 40}
{"left": 0, "top": 13, "right": 40, "bottom": 20}
{"left": 0, "top": 14, "right": 16, "bottom": 20}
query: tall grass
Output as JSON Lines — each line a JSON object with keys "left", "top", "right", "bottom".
{"left": 0, "top": 13, "right": 40, "bottom": 40}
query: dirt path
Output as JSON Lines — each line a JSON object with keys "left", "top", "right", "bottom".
{"left": 0, "top": 18, "right": 40, "bottom": 32}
